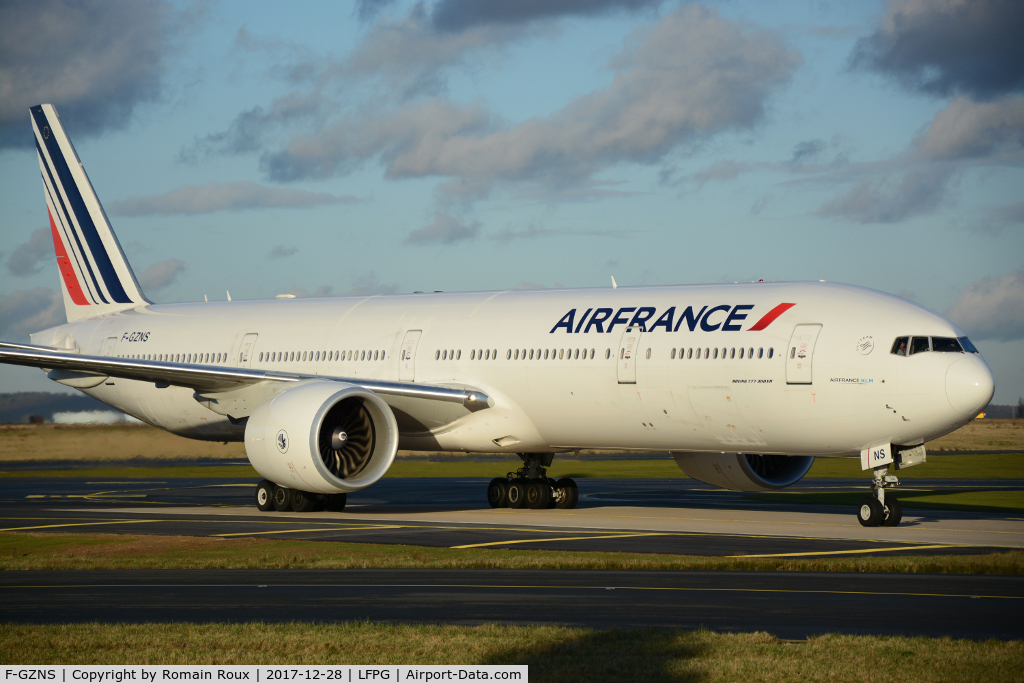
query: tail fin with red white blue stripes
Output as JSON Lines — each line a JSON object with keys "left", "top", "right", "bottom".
{"left": 30, "top": 104, "right": 149, "bottom": 322}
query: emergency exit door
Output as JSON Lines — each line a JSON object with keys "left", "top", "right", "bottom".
{"left": 617, "top": 326, "right": 641, "bottom": 384}
{"left": 399, "top": 330, "right": 422, "bottom": 381}
{"left": 786, "top": 324, "right": 822, "bottom": 384}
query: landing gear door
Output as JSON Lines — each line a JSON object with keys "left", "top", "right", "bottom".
{"left": 786, "top": 324, "right": 822, "bottom": 385}
{"left": 238, "top": 333, "right": 258, "bottom": 368}
{"left": 616, "top": 326, "right": 641, "bottom": 384}
{"left": 399, "top": 330, "right": 422, "bottom": 382}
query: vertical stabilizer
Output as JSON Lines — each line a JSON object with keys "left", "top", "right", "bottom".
{"left": 30, "top": 104, "right": 149, "bottom": 322}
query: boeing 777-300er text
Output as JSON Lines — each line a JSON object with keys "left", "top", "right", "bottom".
{"left": 0, "top": 105, "right": 996, "bottom": 526}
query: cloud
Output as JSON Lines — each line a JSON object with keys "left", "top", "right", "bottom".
{"left": 405, "top": 212, "right": 480, "bottom": 245}
{"left": 815, "top": 165, "right": 955, "bottom": 223}
{"left": 264, "top": 5, "right": 799, "bottom": 196}
{"left": 138, "top": 258, "right": 185, "bottom": 291}
{"left": 851, "top": 0, "right": 1024, "bottom": 99}
{"left": 430, "top": 0, "right": 663, "bottom": 32}
{"left": 917, "top": 95, "right": 1024, "bottom": 160}
{"left": 5, "top": 227, "right": 52, "bottom": 277}
{"left": 945, "top": 269, "right": 1024, "bottom": 342}
{"left": 790, "top": 139, "right": 826, "bottom": 164}
{"left": 688, "top": 160, "right": 750, "bottom": 189}
{"left": 0, "top": 288, "right": 65, "bottom": 340}
{"left": 268, "top": 245, "right": 298, "bottom": 259}
{"left": 107, "top": 181, "right": 359, "bottom": 216}
{"left": 348, "top": 271, "right": 400, "bottom": 296}
{"left": 0, "top": 0, "right": 167, "bottom": 149}
{"left": 356, "top": 0, "right": 397, "bottom": 23}
{"left": 490, "top": 225, "right": 628, "bottom": 244}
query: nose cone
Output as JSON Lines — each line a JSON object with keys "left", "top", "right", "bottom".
{"left": 946, "top": 356, "right": 995, "bottom": 416}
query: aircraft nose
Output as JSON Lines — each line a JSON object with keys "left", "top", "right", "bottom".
{"left": 946, "top": 356, "right": 995, "bottom": 417}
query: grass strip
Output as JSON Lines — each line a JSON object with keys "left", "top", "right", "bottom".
{"left": 1, "top": 622, "right": 1021, "bottom": 681}
{"left": 0, "top": 464, "right": 261, "bottom": 479}
{"left": 2, "top": 452, "right": 1021, "bottom": 480}
{"left": 747, "top": 489, "right": 1024, "bottom": 514}
{"left": 1, "top": 532, "right": 1021, "bottom": 573}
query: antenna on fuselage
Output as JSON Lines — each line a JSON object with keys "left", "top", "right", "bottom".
{"left": 611, "top": 276, "right": 618, "bottom": 289}
{"left": 226, "top": 290, "right": 232, "bottom": 301}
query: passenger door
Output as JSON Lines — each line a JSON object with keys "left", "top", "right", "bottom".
{"left": 786, "top": 324, "right": 822, "bottom": 385}
{"left": 238, "top": 333, "right": 258, "bottom": 368}
{"left": 399, "top": 330, "right": 422, "bottom": 382}
{"left": 617, "top": 326, "right": 641, "bottom": 384}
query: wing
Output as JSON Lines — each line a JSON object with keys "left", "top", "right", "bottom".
{"left": 0, "top": 342, "right": 492, "bottom": 410}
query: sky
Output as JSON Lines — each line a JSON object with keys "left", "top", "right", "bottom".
{"left": 0, "top": 0, "right": 1022, "bottom": 405}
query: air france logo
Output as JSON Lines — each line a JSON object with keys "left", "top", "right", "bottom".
{"left": 549, "top": 303, "right": 795, "bottom": 334}
{"left": 276, "top": 429, "right": 289, "bottom": 454}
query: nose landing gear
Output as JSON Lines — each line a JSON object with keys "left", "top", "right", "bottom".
{"left": 857, "top": 466, "right": 902, "bottom": 527}
{"left": 487, "top": 453, "right": 579, "bottom": 510}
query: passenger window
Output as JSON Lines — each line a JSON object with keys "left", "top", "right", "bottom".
{"left": 671, "top": 348, "right": 676, "bottom": 359}
{"left": 529, "top": 349, "right": 534, "bottom": 360}
{"left": 891, "top": 337, "right": 909, "bottom": 356}
{"left": 486, "top": 349, "right": 491, "bottom": 360}
{"left": 605, "top": 348, "right": 611, "bottom": 359}
{"left": 758, "top": 348, "right": 763, "bottom": 359}
{"left": 455, "top": 350, "right": 460, "bottom": 360}
{"left": 514, "top": 349, "right": 519, "bottom": 360}
{"left": 768, "top": 348, "right": 774, "bottom": 359}
{"left": 738, "top": 348, "right": 744, "bottom": 359}
{"left": 730, "top": 348, "right": 736, "bottom": 359}
{"left": 713, "top": 348, "right": 718, "bottom": 359}
{"left": 471, "top": 349, "right": 476, "bottom": 360}
{"left": 646, "top": 348, "right": 651, "bottom": 359}
{"left": 910, "top": 337, "right": 930, "bottom": 355}
{"left": 932, "top": 337, "right": 962, "bottom": 353}
{"left": 507, "top": 349, "right": 512, "bottom": 360}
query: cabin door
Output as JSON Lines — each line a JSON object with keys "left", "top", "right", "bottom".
{"left": 102, "top": 336, "right": 118, "bottom": 356}
{"left": 238, "top": 333, "right": 258, "bottom": 368}
{"left": 616, "top": 326, "right": 641, "bottom": 384}
{"left": 399, "top": 330, "right": 422, "bottom": 382}
{"left": 786, "top": 324, "right": 822, "bottom": 385}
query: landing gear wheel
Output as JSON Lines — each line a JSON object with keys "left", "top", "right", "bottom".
{"left": 291, "top": 489, "right": 316, "bottom": 513}
{"left": 526, "top": 478, "right": 552, "bottom": 509}
{"left": 508, "top": 479, "right": 528, "bottom": 509}
{"left": 487, "top": 478, "right": 509, "bottom": 508}
{"left": 255, "top": 480, "right": 275, "bottom": 512}
{"left": 882, "top": 498, "right": 903, "bottom": 527}
{"left": 323, "top": 493, "right": 347, "bottom": 512}
{"left": 555, "top": 478, "right": 578, "bottom": 509}
{"left": 857, "top": 496, "right": 884, "bottom": 527}
{"left": 273, "top": 485, "right": 292, "bottom": 512}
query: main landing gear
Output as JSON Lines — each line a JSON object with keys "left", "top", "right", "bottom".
{"left": 255, "top": 479, "right": 347, "bottom": 513}
{"left": 856, "top": 465, "right": 903, "bottom": 527}
{"left": 487, "top": 453, "right": 579, "bottom": 510}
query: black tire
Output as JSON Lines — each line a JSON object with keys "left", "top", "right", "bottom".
{"left": 324, "top": 493, "right": 347, "bottom": 512}
{"left": 487, "top": 478, "right": 509, "bottom": 508}
{"left": 526, "top": 478, "right": 552, "bottom": 509}
{"left": 882, "top": 497, "right": 903, "bottom": 527}
{"left": 857, "top": 496, "right": 884, "bottom": 527}
{"left": 291, "top": 489, "right": 316, "bottom": 513}
{"left": 273, "top": 485, "right": 292, "bottom": 512}
{"left": 508, "top": 479, "right": 527, "bottom": 509}
{"left": 555, "top": 478, "right": 578, "bottom": 509}
{"left": 255, "top": 480, "right": 275, "bottom": 512}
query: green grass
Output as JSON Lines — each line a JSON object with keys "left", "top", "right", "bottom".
{"left": 2, "top": 532, "right": 1021, "bottom": 573}
{"left": 3, "top": 452, "right": 1020, "bottom": 480}
{"left": 1, "top": 623, "right": 1021, "bottom": 681}
{"left": 747, "top": 488, "right": 1024, "bottom": 514}
{"left": 0, "top": 464, "right": 261, "bottom": 478}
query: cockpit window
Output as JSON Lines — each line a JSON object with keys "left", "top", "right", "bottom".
{"left": 932, "top": 337, "right": 963, "bottom": 352}
{"left": 891, "top": 337, "right": 908, "bottom": 356}
{"left": 909, "top": 337, "right": 930, "bottom": 355}
{"left": 959, "top": 337, "right": 978, "bottom": 353}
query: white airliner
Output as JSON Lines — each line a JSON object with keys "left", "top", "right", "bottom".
{"left": 1, "top": 105, "right": 996, "bottom": 527}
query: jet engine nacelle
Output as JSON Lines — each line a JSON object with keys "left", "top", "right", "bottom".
{"left": 244, "top": 381, "right": 399, "bottom": 494}
{"left": 672, "top": 452, "right": 813, "bottom": 491}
